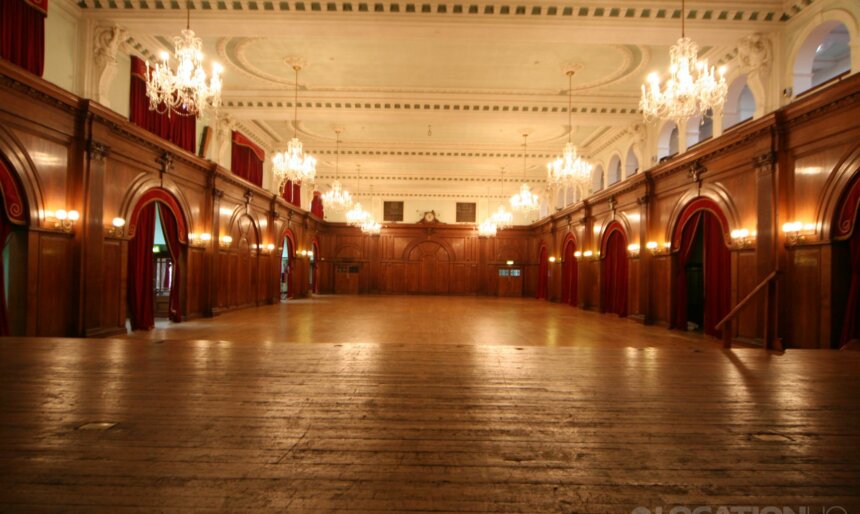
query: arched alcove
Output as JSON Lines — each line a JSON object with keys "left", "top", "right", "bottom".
{"left": 565, "top": 185, "right": 575, "bottom": 206}
{"left": 794, "top": 21, "right": 852, "bottom": 95}
{"left": 724, "top": 75, "right": 756, "bottom": 129}
{"left": 657, "top": 122, "right": 679, "bottom": 161}
{"left": 607, "top": 154, "right": 622, "bottom": 185}
{"left": 625, "top": 146, "right": 639, "bottom": 178}
{"left": 592, "top": 165, "right": 605, "bottom": 192}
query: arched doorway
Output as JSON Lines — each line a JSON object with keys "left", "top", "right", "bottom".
{"left": 408, "top": 241, "right": 450, "bottom": 294}
{"left": 833, "top": 170, "right": 860, "bottom": 348}
{"left": 670, "top": 198, "right": 731, "bottom": 337}
{"left": 280, "top": 230, "right": 296, "bottom": 301}
{"left": 311, "top": 239, "right": 320, "bottom": 294}
{"left": 127, "top": 189, "right": 188, "bottom": 331}
{"left": 536, "top": 244, "right": 549, "bottom": 300}
{"left": 560, "top": 237, "right": 578, "bottom": 306}
{"left": 601, "top": 222, "right": 628, "bottom": 317}
{"left": 0, "top": 156, "right": 28, "bottom": 336}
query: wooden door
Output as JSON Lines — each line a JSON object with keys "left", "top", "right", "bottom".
{"left": 408, "top": 241, "right": 451, "bottom": 294}
{"left": 497, "top": 268, "right": 523, "bottom": 297}
{"left": 335, "top": 264, "right": 360, "bottom": 294}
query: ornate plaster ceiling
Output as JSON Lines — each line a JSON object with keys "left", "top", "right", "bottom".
{"left": 75, "top": 0, "right": 800, "bottom": 200}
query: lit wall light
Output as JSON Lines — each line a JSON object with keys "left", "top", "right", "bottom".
{"left": 583, "top": 250, "right": 594, "bottom": 258}
{"left": 627, "top": 243, "right": 640, "bottom": 257}
{"left": 730, "top": 228, "right": 756, "bottom": 249}
{"left": 646, "top": 241, "right": 671, "bottom": 256}
{"left": 506, "top": 260, "right": 514, "bottom": 266}
{"left": 106, "top": 217, "right": 126, "bottom": 238}
{"left": 782, "top": 221, "right": 816, "bottom": 245}
{"left": 259, "top": 243, "right": 276, "bottom": 255}
{"left": 573, "top": 251, "right": 582, "bottom": 259}
{"left": 48, "top": 209, "right": 81, "bottom": 233}
{"left": 219, "top": 235, "right": 233, "bottom": 249}
{"left": 548, "top": 256, "right": 557, "bottom": 263}
{"left": 189, "top": 232, "right": 212, "bottom": 248}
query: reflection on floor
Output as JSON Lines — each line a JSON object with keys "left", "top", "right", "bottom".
{"left": 123, "top": 295, "right": 718, "bottom": 349}
{"left": 2, "top": 297, "right": 858, "bottom": 511}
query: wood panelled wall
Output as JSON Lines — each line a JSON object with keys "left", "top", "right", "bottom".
{"left": 3, "top": 61, "right": 860, "bottom": 350}
{"left": 0, "top": 61, "right": 321, "bottom": 338}
{"left": 317, "top": 75, "right": 860, "bottom": 350}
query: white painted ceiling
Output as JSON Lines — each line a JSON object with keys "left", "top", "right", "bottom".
{"left": 78, "top": 0, "right": 798, "bottom": 200}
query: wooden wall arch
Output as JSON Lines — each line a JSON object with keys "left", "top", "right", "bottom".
{"left": 121, "top": 176, "right": 193, "bottom": 240}
{"left": 226, "top": 212, "right": 262, "bottom": 252}
{"left": 595, "top": 214, "right": 632, "bottom": 254}
{"left": 280, "top": 227, "right": 297, "bottom": 256}
{"left": 562, "top": 232, "right": 578, "bottom": 252}
{"left": 0, "top": 124, "right": 44, "bottom": 226}
{"left": 666, "top": 184, "right": 739, "bottom": 247}
{"left": 401, "top": 237, "right": 456, "bottom": 261}
{"left": 126, "top": 187, "right": 189, "bottom": 243}
{"left": 669, "top": 196, "right": 732, "bottom": 250}
{"left": 817, "top": 142, "right": 860, "bottom": 240}
{"left": 336, "top": 244, "right": 363, "bottom": 260}
{"left": 495, "top": 244, "right": 523, "bottom": 263}
{"left": 599, "top": 220, "right": 628, "bottom": 256}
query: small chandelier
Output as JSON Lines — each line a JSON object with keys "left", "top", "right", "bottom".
{"left": 491, "top": 169, "right": 513, "bottom": 229}
{"left": 145, "top": 1, "right": 223, "bottom": 117}
{"left": 477, "top": 219, "right": 497, "bottom": 238}
{"left": 272, "top": 64, "right": 317, "bottom": 191}
{"left": 510, "top": 134, "right": 541, "bottom": 213}
{"left": 640, "top": 0, "right": 728, "bottom": 124}
{"left": 360, "top": 184, "right": 382, "bottom": 235}
{"left": 547, "top": 71, "right": 592, "bottom": 188}
{"left": 346, "top": 165, "right": 369, "bottom": 227}
{"left": 320, "top": 129, "right": 353, "bottom": 212}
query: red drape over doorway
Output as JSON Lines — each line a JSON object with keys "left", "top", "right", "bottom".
{"left": 561, "top": 239, "right": 578, "bottom": 306}
{"left": 158, "top": 204, "right": 183, "bottom": 323}
{"left": 536, "top": 246, "right": 548, "bottom": 300}
{"left": 601, "top": 226, "right": 628, "bottom": 317}
{"left": 841, "top": 213, "right": 860, "bottom": 346}
{"left": 311, "top": 191, "right": 324, "bottom": 218}
{"left": 0, "top": 200, "right": 11, "bottom": 336}
{"left": 127, "top": 203, "right": 157, "bottom": 330}
{"left": 231, "top": 131, "right": 264, "bottom": 187}
{"left": 0, "top": 0, "right": 46, "bottom": 76}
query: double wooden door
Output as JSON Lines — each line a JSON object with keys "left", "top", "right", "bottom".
{"left": 335, "top": 264, "right": 360, "bottom": 295}
{"left": 497, "top": 268, "right": 523, "bottom": 297}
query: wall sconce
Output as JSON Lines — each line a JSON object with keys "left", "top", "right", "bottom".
{"left": 259, "top": 243, "right": 276, "bottom": 255}
{"left": 583, "top": 250, "right": 594, "bottom": 260}
{"left": 189, "top": 233, "right": 211, "bottom": 248}
{"left": 730, "top": 228, "right": 756, "bottom": 249}
{"left": 627, "top": 243, "right": 640, "bottom": 257}
{"left": 646, "top": 241, "right": 671, "bottom": 256}
{"left": 506, "top": 260, "right": 515, "bottom": 266}
{"left": 219, "top": 235, "right": 233, "bottom": 249}
{"left": 782, "top": 221, "right": 816, "bottom": 245}
{"left": 48, "top": 209, "right": 80, "bottom": 233}
{"left": 573, "top": 251, "right": 582, "bottom": 259}
{"left": 105, "top": 217, "right": 126, "bottom": 238}
{"left": 548, "top": 256, "right": 557, "bottom": 263}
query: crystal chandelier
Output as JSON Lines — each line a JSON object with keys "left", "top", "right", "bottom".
{"left": 510, "top": 134, "right": 541, "bottom": 213}
{"left": 547, "top": 71, "right": 592, "bottom": 188}
{"left": 272, "top": 65, "right": 317, "bottom": 191}
{"left": 145, "top": 1, "right": 223, "bottom": 117}
{"left": 360, "top": 184, "right": 382, "bottom": 235}
{"left": 491, "top": 169, "right": 513, "bottom": 229}
{"left": 320, "top": 129, "right": 353, "bottom": 212}
{"left": 477, "top": 219, "right": 497, "bottom": 238}
{"left": 346, "top": 165, "right": 369, "bottom": 227}
{"left": 640, "top": 0, "right": 728, "bottom": 124}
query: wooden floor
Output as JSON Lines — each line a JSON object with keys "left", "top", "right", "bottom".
{"left": 1, "top": 297, "right": 859, "bottom": 512}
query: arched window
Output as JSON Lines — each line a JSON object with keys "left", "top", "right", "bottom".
{"left": 657, "top": 122, "right": 679, "bottom": 161}
{"left": 592, "top": 165, "right": 605, "bottom": 192}
{"left": 724, "top": 75, "right": 756, "bottom": 129}
{"left": 625, "top": 147, "right": 639, "bottom": 178}
{"left": 607, "top": 155, "right": 622, "bottom": 185}
{"left": 793, "top": 21, "right": 851, "bottom": 95}
{"left": 565, "top": 185, "right": 575, "bottom": 206}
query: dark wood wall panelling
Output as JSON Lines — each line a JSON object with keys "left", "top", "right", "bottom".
{"left": 3, "top": 61, "right": 860, "bottom": 349}
{"left": 0, "top": 61, "right": 322, "bottom": 338}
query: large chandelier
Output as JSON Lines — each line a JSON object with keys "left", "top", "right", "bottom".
{"left": 477, "top": 219, "right": 497, "bottom": 238}
{"left": 320, "top": 129, "right": 353, "bottom": 212}
{"left": 491, "top": 169, "right": 514, "bottom": 229}
{"left": 145, "top": 1, "right": 223, "bottom": 117}
{"left": 640, "top": 0, "right": 728, "bottom": 124}
{"left": 346, "top": 165, "right": 369, "bottom": 227}
{"left": 547, "top": 71, "right": 592, "bottom": 188}
{"left": 360, "top": 184, "right": 382, "bottom": 235}
{"left": 272, "top": 65, "right": 317, "bottom": 190}
{"left": 510, "top": 134, "right": 541, "bottom": 213}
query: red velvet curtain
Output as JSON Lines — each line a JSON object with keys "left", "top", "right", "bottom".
{"left": 129, "top": 56, "right": 196, "bottom": 153}
{"left": 292, "top": 182, "right": 302, "bottom": 208}
{"left": 602, "top": 230, "right": 628, "bottom": 317}
{"left": 672, "top": 212, "right": 703, "bottom": 330}
{"left": 0, "top": 0, "right": 46, "bottom": 77}
{"left": 231, "top": 131, "right": 264, "bottom": 187}
{"left": 0, "top": 203, "right": 11, "bottom": 336}
{"left": 127, "top": 203, "right": 157, "bottom": 330}
{"left": 536, "top": 247, "right": 548, "bottom": 300}
{"left": 561, "top": 242, "right": 578, "bottom": 306}
{"left": 282, "top": 180, "right": 294, "bottom": 203}
{"left": 841, "top": 223, "right": 860, "bottom": 346}
{"left": 311, "top": 191, "right": 324, "bottom": 218}
{"left": 158, "top": 204, "right": 182, "bottom": 323}
{"left": 702, "top": 214, "right": 731, "bottom": 337}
